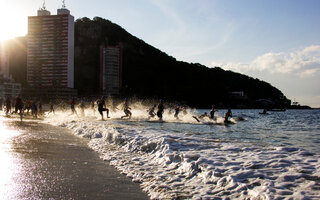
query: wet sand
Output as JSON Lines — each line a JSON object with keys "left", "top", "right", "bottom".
{"left": 0, "top": 115, "right": 148, "bottom": 200}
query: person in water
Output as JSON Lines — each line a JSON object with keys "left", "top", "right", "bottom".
{"left": 193, "top": 112, "right": 209, "bottom": 122}
{"left": 70, "top": 98, "right": 77, "bottom": 115}
{"left": 157, "top": 100, "right": 165, "bottom": 121}
{"left": 148, "top": 104, "right": 157, "bottom": 119}
{"left": 210, "top": 105, "right": 216, "bottom": 120}
{"left": 121, "top": 98, "right": 132, "bottom": 119}
{"left": 174, "top": 104, "right": 181, "bottom": 119}
{"left": 98, "top": 96, "right": 109, "bottom": 120}
{"left": 224, "top": 109, "right": 232, "bottom": 122}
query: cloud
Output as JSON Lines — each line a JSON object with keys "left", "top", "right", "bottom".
{"left": 214, "top": 45, "right": 320, "bottom": 78}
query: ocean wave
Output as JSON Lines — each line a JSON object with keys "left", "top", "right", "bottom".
{"left": 45, "top": 110, "right": 320, "bottom": 199}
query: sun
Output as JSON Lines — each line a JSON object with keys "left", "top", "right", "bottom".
{"left": 0, "top": 2, "right": 27, "bottom": 41}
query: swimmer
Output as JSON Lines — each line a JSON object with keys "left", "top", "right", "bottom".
{"left": 193, "top": 112, "right": 209, "bottom": 122}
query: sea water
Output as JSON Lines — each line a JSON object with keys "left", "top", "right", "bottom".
{"left": 44, "top": 108, "right": 320, "bottom": 199}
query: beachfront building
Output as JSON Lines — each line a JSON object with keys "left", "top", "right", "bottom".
{"left": 0, "top": 74, "right": 22, "bottom": 98}
{"left": 0, "top": 42, "right": 21, "bottom": 98}
{"left": 100, "top": 45, "right": 122, "bottom": 96}
{"left": 0, "top": 42, "right": 10, "bottom": 77}
{"left": 27, "top": 6, "right": 74, "bottom": 89}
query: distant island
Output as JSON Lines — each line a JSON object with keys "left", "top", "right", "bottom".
{"left": 7, "top": 16, "right": 310, "bottom": 109}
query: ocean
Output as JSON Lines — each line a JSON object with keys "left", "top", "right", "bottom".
{"left": 44, "top": 107, "right": 320, "bottom": 199}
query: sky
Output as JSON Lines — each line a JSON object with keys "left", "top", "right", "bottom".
{"left": 0, "top": 0, "right": 319, "bottom": 107}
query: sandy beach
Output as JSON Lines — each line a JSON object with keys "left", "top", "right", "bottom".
{"left": 0, "top": 115, "right": 148, "bottom": 200}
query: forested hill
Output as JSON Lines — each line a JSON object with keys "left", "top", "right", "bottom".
{"left": 8, "top": 17, "right": 290, "bottom": 108}
{"left": 74, "top": 17, "right": 289, "bottom": 108}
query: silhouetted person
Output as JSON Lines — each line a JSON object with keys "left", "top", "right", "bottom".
{"left": 49, "top": 100, "right": 55, "bottom": 114}
{"left": 98, "top": 96, "right": 109, "bottom": 120}
{"left": 121, "top": 99, "right": 132, "bottom": 119}
{"left": 224, "top": 109, "right": 232, "bottom": 123}
{"left": 210, "top": 105, "right": 215, "bottom": 120}
{"left": 5, "top": 97, "right": 11, "bottom": 115}
{"left": 193, "top": 112, "right": 209, "bottom": 122}
{"left": 174, "top": 105, "right": 181, "bottom": 119}
{"left": 31, "top": 100, "right": 38, "bottom": 118}
{"left": 70, "top": 98, "right": 77, "bottom": 115}
{"left": 148, "top": 104, "right": 157, "bottom": 119}
{"left": 15, "top": 95, "right": 24, "bottom": 121}
{"left": 157, "top": 100, "right": 165, "bottom": 121}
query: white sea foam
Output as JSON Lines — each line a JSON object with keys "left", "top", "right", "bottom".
{"left": 44, "top": 107, "right": 320, "bottom": 199}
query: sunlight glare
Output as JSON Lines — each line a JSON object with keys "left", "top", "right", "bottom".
{"left": 0, "top": 1, "right": 27, "bottom": 41}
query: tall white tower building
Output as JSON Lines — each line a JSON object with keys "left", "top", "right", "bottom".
{"left": 27, "top": 4, "right": 74, "bottom": 88}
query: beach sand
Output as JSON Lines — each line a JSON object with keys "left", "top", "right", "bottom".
{"left": 0, "top": 115, "right": 148, "bottom": 200}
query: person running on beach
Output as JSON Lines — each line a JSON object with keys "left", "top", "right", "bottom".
{"left": 79, "top": 99, "right": 86, "bottom": 116}
{"left": 121, "top": 98, "right": 132, "bottom": 119}
{"left": 157, "top": 99, "right": 165, "bottom": 121}
{"left": 15, "top": 95, "right": 24, "bottom": 121}
{"left": 97, "top": 96, "right": 109, "bottom": 120}
{"left": 31, "top": 99, "right": 38, "bottom": 118}
{"left": 224, "top": 109, "right": 232, "bottom": 123}
{"left": 38, "top": 100, "right": 43, "bottom": 116}
{"left": 193, "top": 112, "right": 210, "bottom": 122}
{"left": 48, "top": 100, "right": 55, "bottom": 114}
{"left": 174, "top": 104, "right": 181, "bottom": 120}
{"left": 5, "top": 96, "right": 11, "bottom": 115}
{"left": 70, "top": 97, "right": 77, "bottom": 115}
{"left": 0, "top": 97, "right": 3, "bottom": 111}
{"left": 148, "top": 104, "right": 157, "bottom": 119}
{"left": 210, "top": 105, "right": 216, "bottom": 120}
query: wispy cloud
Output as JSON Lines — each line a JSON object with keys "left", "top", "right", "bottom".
{"left": 213, "top": 45, "right": 320, "bottom": 78}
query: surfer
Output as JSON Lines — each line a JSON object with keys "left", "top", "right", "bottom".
{"left": 193, "top": 112, "right": 209, "bottom": 122}
{"left": 121, "top": 98, "right": 132, "bottom": 119}
{"left": 157, "top": 99, "right": 165, "bottom": 121}
{"left": 224, "top": 109, "right": 232, "bottom": 123}
{"left": 148, "top": 104, "right": 157, "bottom": 119}
{"left": 97, "top": 96, "right": 109, "bottom": 120}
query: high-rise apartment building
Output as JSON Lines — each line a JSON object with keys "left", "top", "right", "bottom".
{"left": 27, "top": 7, "right": 74, "bottom": 88}
{"left": 100, "top": 45, "right": 122, "bottom": 96}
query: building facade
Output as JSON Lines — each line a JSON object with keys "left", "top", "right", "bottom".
{"left": 100, "top": 45, "right": 122, "bottom": 96}
{"left": 27, "top": 8, "right": 74, "bottom": 88}
{"left": 0, "top": 42, "right": 9, "bottom": 77}
{"left": 0, "top": 74, "right": 21, "bottom": 98}
{"left": 0, "top": 42, "right": 21, "bottom": 98}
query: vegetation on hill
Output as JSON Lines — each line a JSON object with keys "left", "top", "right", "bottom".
{"left": 74, "top": 17, "right": 289, "bottom": 108}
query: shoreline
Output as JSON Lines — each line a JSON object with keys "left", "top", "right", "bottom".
{"left": 0, "top": 114, "right": 148, "bottom": 200}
